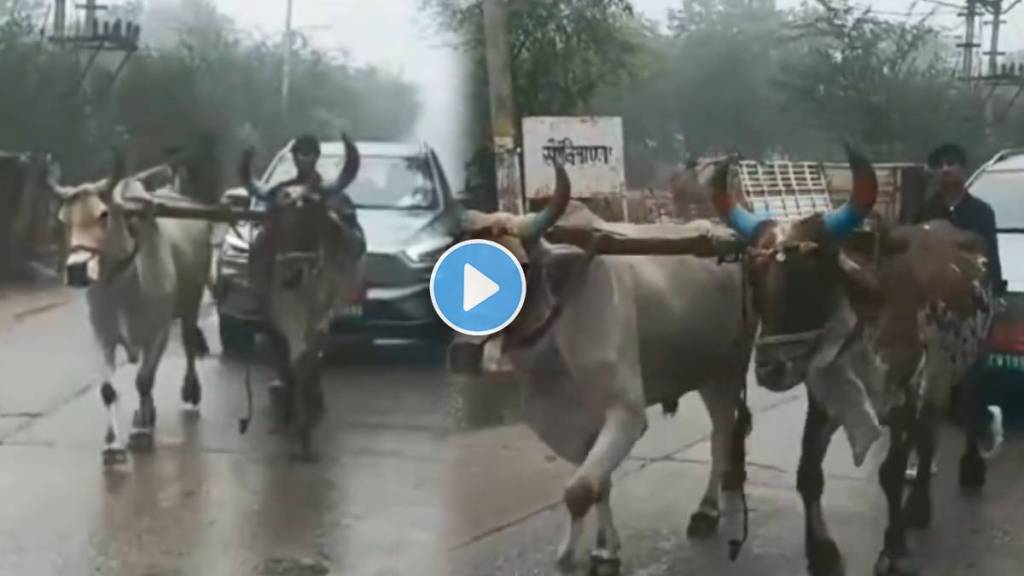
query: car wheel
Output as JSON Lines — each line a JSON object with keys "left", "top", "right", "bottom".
{"left": 219, "top": 316, "right": 255, "bottom": 355}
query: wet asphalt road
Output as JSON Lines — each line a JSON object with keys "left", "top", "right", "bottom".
{"left": 2, "top": 286, "right": 1024, "bottom": 575}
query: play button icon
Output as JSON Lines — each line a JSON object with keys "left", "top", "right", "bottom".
{"left": 462, "top": 264, "right": 499, "bottom": 312}
{"left": 430, "top": 239, "right": 526, "bottom": 336}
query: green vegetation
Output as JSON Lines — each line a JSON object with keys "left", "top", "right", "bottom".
{"left": 0, "top": 0, "right": 420, "bottom": 182}
{"left": 430, "top": 0, "right": 1021, "bottom": 187}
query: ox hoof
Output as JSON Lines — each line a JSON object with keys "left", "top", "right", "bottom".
{"left": 268, "top": 383, "right": 292, "bottom": 423}
{"left": 294, "top": 430, "right": 318, "bottom": 463}
{"left": 102, "top": 445, "right": 128, "bottom": 466}
{"left": 181, "top": 378, "right": 201, "bottom": 407}
{"left": 687, "top": 510, "right": 720, "bottom": 539}
{"left": 807, "top": 539, "right": 844, "bottom": 576}
{"left": 904, "top": 491, "right": 932, "bottom": 529}
{"left": 555, "top": 551, "right": 576, "bottom": 574}
{"left": 589, "top": 549, "right": 621, "bottom": 576}
{"left": 874, "top": 552, "right": 918, "bottom": 576}
{"left": 959, "top": 454, "right": 987, "bottom": 491}
{"left": 128, "top": 429, "right": 155, "bottom": 451}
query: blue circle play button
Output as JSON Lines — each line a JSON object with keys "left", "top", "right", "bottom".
{"left": 430, "top": 239, "right": 527, "bottom": 336}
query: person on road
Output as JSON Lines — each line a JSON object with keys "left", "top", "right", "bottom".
{"left": 910, "top": 142, "right": 1005, "bottom": 475}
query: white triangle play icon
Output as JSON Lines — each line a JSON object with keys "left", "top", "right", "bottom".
{"left": 463, "top": 263, "right": 500, "bottom": 312}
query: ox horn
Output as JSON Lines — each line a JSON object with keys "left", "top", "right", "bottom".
{"left": 521, "top": 163, "right": 571, "bottom": 241}
{"left": 239, "top": 147, "right": 270, "bottom": 200}
{"left": 98, "top": 149, "right": 125, "bottom": 203}
{"left": 326, "top": 132, "right": 361, "bottom": 196}
{"left": 710, "top": 157, "right": 764, "bottom": 240}
{"left": 823, "top": 141, "right": 878, "bottom": 241}
{"left": 45, "top": 156, "right": 74, "bottom": 200}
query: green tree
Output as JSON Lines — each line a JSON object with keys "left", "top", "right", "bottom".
{"left": 427, "top": 0, "right": 638, "bottom": 121}
{"left": 0, "top": 0, "right": 421, "bottom": 183}
{"left": 777, "top": 0, "right": 989, "bottom": 160}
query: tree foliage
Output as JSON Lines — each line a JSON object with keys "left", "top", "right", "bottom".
{"left": 427, "top": 0, "right": 1020, "bottom": 189}
{"left": 0, "top": 0, "right": 420, "bottom": 184}
{"left": 425, "top": 0, "right": 639, "bottom": 130}
{"left": 777, "top": 0, "right": 988, "bottom": 160}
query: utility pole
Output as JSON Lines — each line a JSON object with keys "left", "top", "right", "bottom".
{"left": 482, "top": 0, "right": 524, "bottom": 215}
{"left": 282, "top": 0, "right": 294, "bottom": 122}
{"left": 54, "top": 0, "right": 67, "bottom": 38}
{"left": 960, "top": 0, "right": 980, "bottom": 85}
{"left": 985, "top": 0, "right": 1005, "bottom": 76}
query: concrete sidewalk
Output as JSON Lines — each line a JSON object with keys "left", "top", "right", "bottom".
{"left": 0, "top": 282, "right": 70, "bottom": 333}
{"left": 0, "top": 264, "right": 70, "bottom": 332}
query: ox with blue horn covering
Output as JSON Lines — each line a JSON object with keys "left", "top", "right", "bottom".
{"left": 710, "top": 142, "right": 999, "bottom": 576}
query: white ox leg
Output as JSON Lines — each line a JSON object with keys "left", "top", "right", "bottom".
{"left": 98, "top": 342, "right": 126, "bottom": 465}
{"left": 556, "top": 404, "right": 647, "bottom": 573}
{"left": 687, "top": 381, "right": 741, "bottom": 539}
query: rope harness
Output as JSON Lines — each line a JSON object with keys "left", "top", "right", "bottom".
{"left": 717, "top": 247, "right": 752, "bottom": 561}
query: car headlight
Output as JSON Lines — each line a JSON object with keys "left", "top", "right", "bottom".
{"left": 403, "top": 236, "right": 453, "bottom": 265}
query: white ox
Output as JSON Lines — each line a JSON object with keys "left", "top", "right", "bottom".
{"left": 49, "top": 153, "right": 215, "bottom": 463}
{"left": 453, "top": 166, "right": 756, "bottom": 573}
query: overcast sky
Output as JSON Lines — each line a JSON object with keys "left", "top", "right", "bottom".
{"left": 203, "top": 0, "right": 1024, "bottom": 184}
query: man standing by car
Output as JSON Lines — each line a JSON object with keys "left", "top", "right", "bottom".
{"left": 914, "top": 142, "right": 1005, "bottom": 464}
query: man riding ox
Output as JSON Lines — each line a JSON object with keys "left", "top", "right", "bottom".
{"left": 47, "top": 150, "right": 216, "bottom": 464}
{"left": 454, "top": 164, "right": 756, "bottom": 574}
{"left": 711, "top": 144, "right": 995, "bottom": 576}
{"left": 239, "top": 134, "right": 366, "bottom": 458}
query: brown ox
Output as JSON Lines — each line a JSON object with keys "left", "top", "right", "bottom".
{"left": 239, "top": 135, "right": 366, "bottom": 458}
{"left": 711, "top": 145, "right": 995, "bottom": 576}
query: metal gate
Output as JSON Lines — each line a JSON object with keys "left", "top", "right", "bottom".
{"left": 735, "top": 160, "right": 835, "bottom": 222}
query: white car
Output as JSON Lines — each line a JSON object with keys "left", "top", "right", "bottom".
{"left": 967, "top": 148, "right": 1024, "bottom": 405}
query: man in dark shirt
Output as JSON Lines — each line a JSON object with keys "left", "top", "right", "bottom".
{"left": 913, "top": 143, "right": 1005, "bottom": 462}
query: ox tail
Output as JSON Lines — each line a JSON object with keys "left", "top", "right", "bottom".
{"left": 726, "top": 389, "right": 752, "bottom": 561}
{"left": 193, "top": 326, "right": 210, "bottom": 358}
{"left": 238, "top": 358, "right": 254, "bottom": 434}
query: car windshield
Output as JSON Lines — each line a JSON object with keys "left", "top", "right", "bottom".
{"left": 970, "top": 169, "right": 1024, "bottom": 229}
{"left": 264, "top": 153, "right": 438, "bottom": 210}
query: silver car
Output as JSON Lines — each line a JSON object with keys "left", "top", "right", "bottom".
{"left": 212, "top": 140, "right": 461, "bottom": 353}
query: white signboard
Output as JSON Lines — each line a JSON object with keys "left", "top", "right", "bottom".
{"left": 523, "top": 116, "right": 625, "bottom": 199}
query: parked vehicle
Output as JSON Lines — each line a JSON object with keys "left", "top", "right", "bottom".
{"left": 968, "top": 149, "right": 1024, "bottom": 407}
{"left": 212, "top": 140, "right": 460, "bottom": 353}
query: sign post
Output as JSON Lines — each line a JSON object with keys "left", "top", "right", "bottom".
{"left": 522, "top": 116, "right": 626, "bottom": 207}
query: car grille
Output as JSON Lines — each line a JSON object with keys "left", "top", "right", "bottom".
{"left": 365, "top": 253, "right": 428, "bottom": 287}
